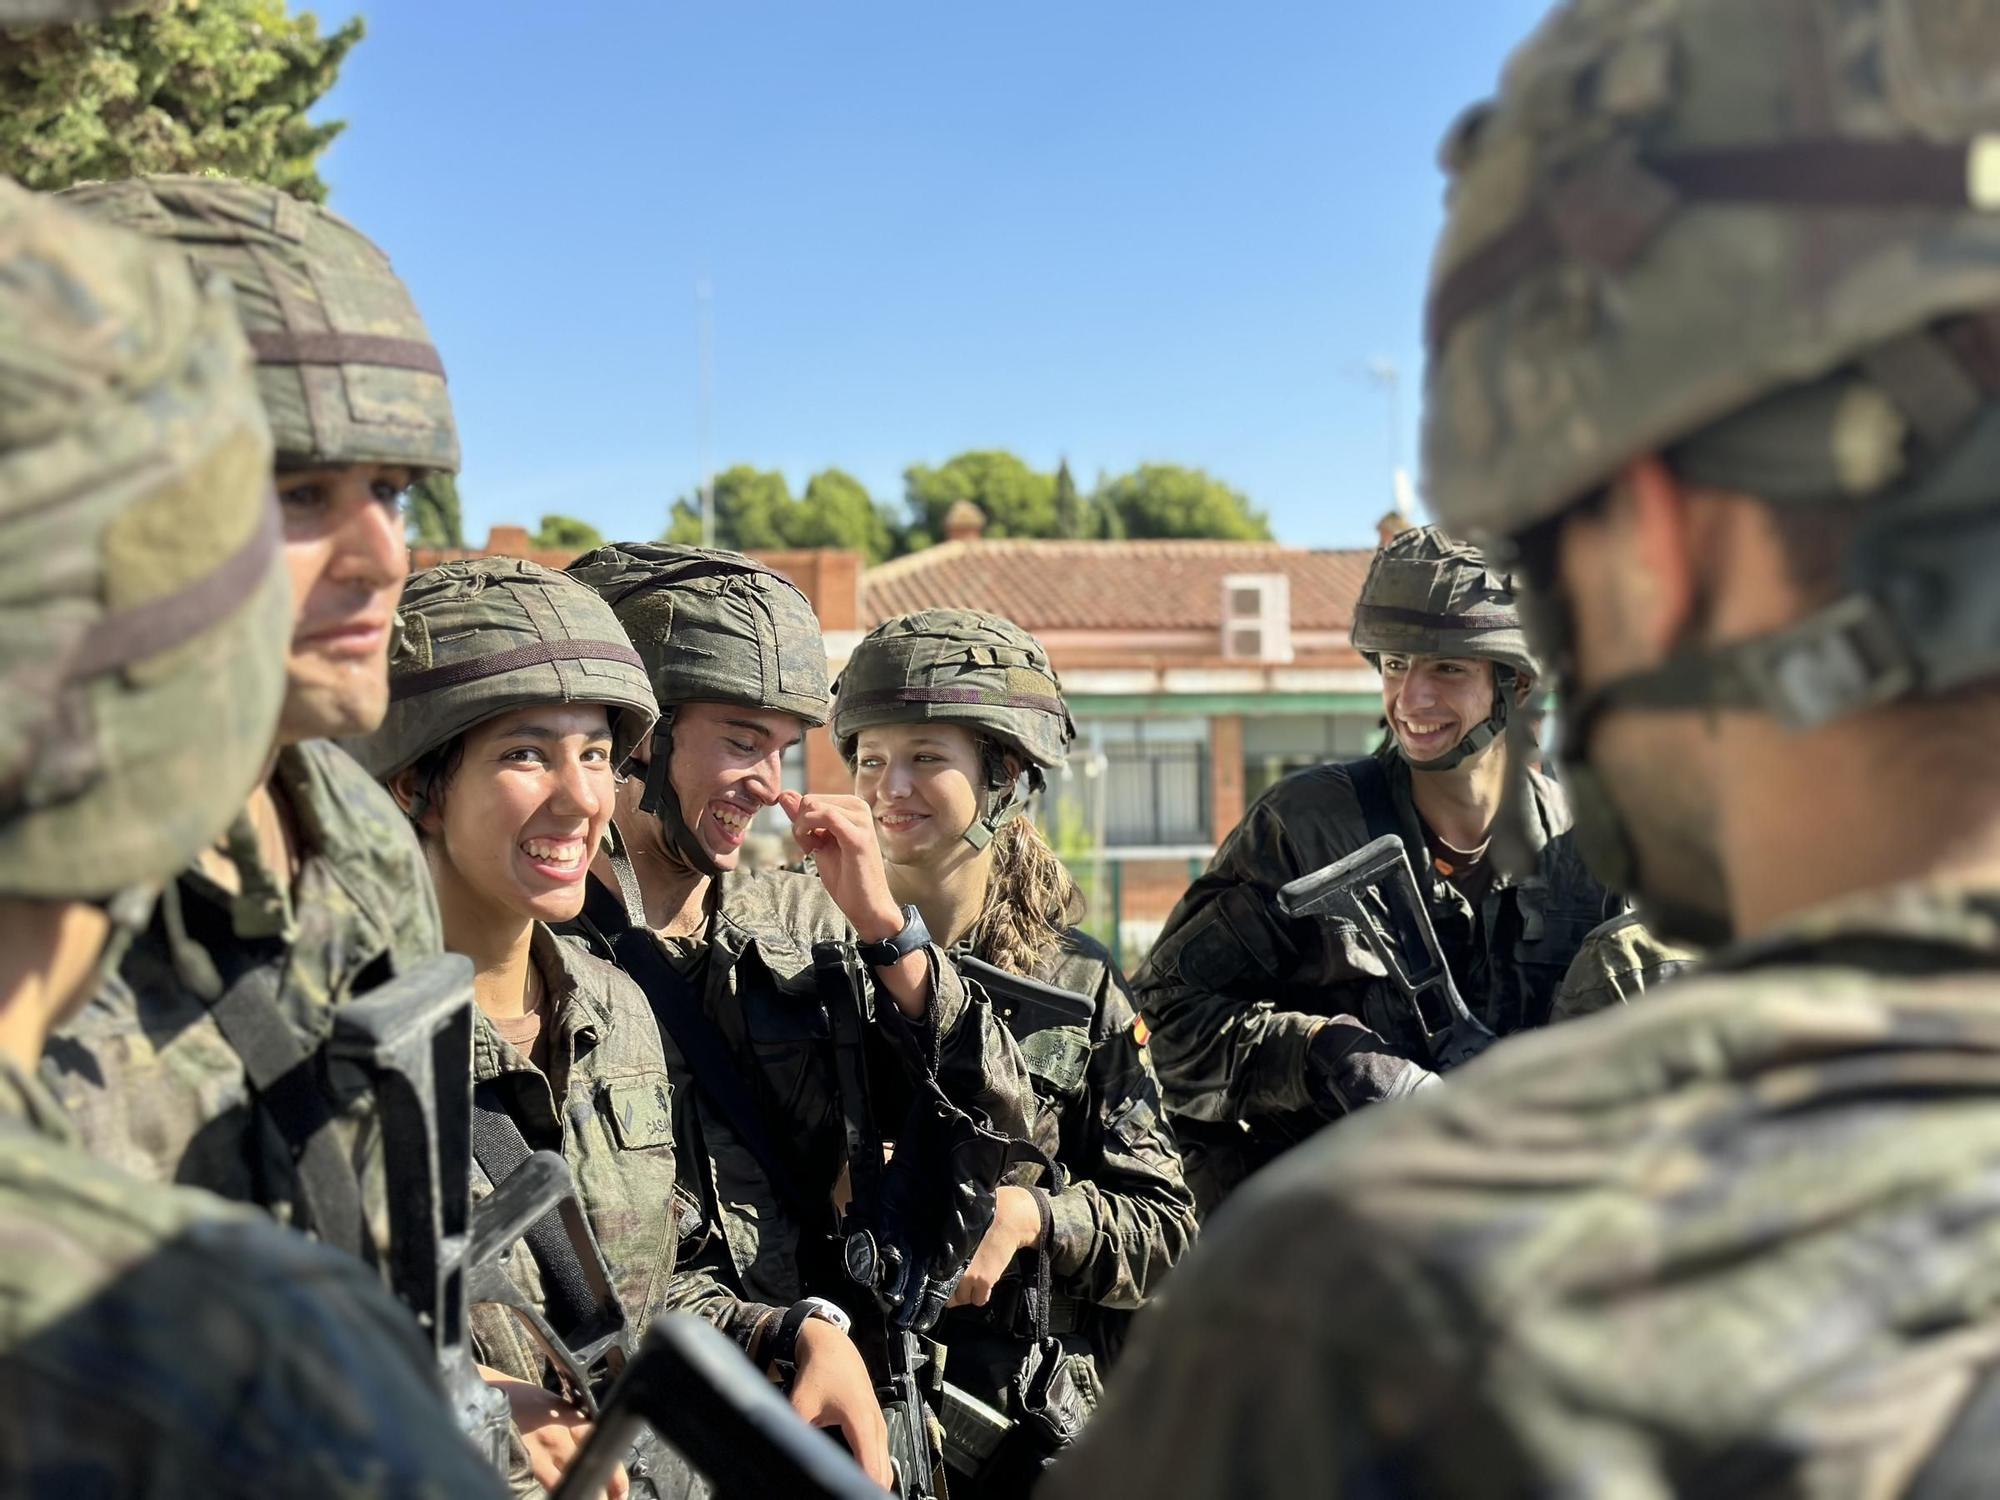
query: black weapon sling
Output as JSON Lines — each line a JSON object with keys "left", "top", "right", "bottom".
{"left": 469, "top": 1081, "right": 602, "bottom": 1341}
{"left": 161, "top": 881, "right": 367, "bottom": 1258}
{"left": 1342, "top": 754, "right": 1404, "bottom": 847}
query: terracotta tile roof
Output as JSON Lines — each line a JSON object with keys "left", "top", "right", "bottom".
{"left": 862, "top": 539, "right": 1375, "bottom": 632}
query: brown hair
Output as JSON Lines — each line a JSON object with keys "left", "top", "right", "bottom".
{"left": 969, "top": 815, "right": 1086, "bottom": 978}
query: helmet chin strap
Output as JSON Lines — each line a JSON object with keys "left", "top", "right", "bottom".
{"left": 961, "top": 752, "right": 1044, "bottom": 851}
{"left": 1397, "top": 668, "right": 1515, "bottom": 774}
{"left": 636, "top": 714, "right": 722, "bottom": 881}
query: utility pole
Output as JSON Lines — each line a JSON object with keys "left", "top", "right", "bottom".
{"left": 1364, "top": 357, "right": 1416, "bottom": 522}
{"left": 697, "top": 277, "right": 715, "bottom": 548}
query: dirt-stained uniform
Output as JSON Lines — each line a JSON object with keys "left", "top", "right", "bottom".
{"left": 1140, "top": 744, "right": 1618, "bottom": 1212}
{"left": 1052, "top": 0, "right": 2000, "bottom": 1494}
{"left": 45, "top": 173, "right": 460, "bottom": 1264}
{"left": 832, "top": 608, "right": 1197, "bottom": 1491}
{"left": 0, "top": 173, "right": 500, "bottom": 1497}
{"left": 560, "top": 549, "right": 1036, "bottom": 1317}
{"left": 1549, "top": 911, "right": 1699, "bottom": 1024}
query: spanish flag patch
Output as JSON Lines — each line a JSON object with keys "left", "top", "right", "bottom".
{"left": 1131, "top": 1015, "right": 1150, "bottom": 1047}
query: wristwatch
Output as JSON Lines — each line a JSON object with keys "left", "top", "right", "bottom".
{"left": 768, "top": 1296, "right": 852, "bottom": 1385}
{"left": 856, "top": 903, "right": 931, "bottom": 968}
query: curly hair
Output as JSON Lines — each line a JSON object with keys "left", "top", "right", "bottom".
{"left": 968, "top": 810, "right": 1086, "bottom": 977}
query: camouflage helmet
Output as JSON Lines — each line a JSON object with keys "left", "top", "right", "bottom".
{"left": 567, "top": 543, "right": 828, "bottom": 877}
{"left": 59, "top": 175, "right": 459, "bottom": 475}
{"left": 833, "top": 609, "right": 1076, "bottom": 850}
{"left": 0, "top": 181, "right": 289, "bottom": 902}
{"left": 1422, "top": 0, "right": 2000, "bottom": 934}
{"left": 355, "top": 557, "right": 658, "bottom": 787}
{"left": 1351, "top": 527, "right": 1534, "bottom": 773}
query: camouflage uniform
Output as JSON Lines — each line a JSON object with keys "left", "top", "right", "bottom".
{"left": 1138, "top": 742, "right": 1618, "bottom": 1214}
{"left": 833, "top": 611, "right": 1198, "bottom": 1487}
{"left": 561, "top": 548, "right": 1036, "bottom": 1313}
{"left": 0, "top": 179, "right": 499, "bottom": 1497}
{"left": 46, "top": 175, "right": 460, "bottom": 1262}
{"left": 1548, "top": 912, "right": 1699, "bottom": 1024}
{"left": 1051, "top": 1, "right": 2000, "bottom": 1494}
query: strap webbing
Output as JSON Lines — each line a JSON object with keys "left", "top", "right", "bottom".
{"left": 247, "top": 329, "right": 447, "bottom": 378}
{"left": 389, "top": 639, "right": 646, "bottom": 702}
{"left": 1343, "top": 755, "right": 1403, "bottom": 848}
{"left": 469, "top": 1080, "right": 600, "bottom": 1340}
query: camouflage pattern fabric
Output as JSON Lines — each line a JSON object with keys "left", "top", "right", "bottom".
{"left": 1550, "top": 911, "right": 1700, "bottom": 1024}
{"left": 1348, "top": 526, "right": 1535, "bottom": 676}
{"left": 44, "top": 739, "right": 442, "bottom": 1253}
{"left": 566, "top": 868, "right": 1036, "bottom": 1310}
{"left": 354, "top": 557, "right": 658, "bottom": 783}
{"left": 1046, "top": 881, "right": 2000, "bottom": 1499}
{"left": 469, "top": 928, "right": 779, "bottom": 1497}
{"left": 937, "top": 929, "right": 1197, "bottom": 1442}
{"left": 1135, "top": 747, "right": 1618, "bottom": 1213}
{"left": 59, "top": 175, "right": 459, "bottom": 474}
{"left": 0, "top": 1034, "right": 504, "bottom": 1497}
{"left": 0, "top": 179, "right": 288, "bottom": 901}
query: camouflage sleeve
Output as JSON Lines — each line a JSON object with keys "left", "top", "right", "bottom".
{"left": 3, "top": 1216, "right": 506, "bottom": 1499}
{"left": 1045, "top": 964, "right": 1199, "bottom": 1308}
{"left": 1549, "top": 913, "right": 1701, "bottom": 1025}
{"left": 657, "top": 1264, "right": 784, "bottom": 1360}
{"left": 1136, "top": 794, "right": 1386, "bottom": 1125}
{"left": 879, "top": 943, "right": 1038, "bottom": 1145}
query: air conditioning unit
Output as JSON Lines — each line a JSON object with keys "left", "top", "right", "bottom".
{"left": 1220, "top": 573, "right": 1292, "bottom": 663}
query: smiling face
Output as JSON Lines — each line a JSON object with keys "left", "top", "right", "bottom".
{"left": 851, "top": 722, "right": 988, "bottom": 869}
{"left": 277, "top": 462, "right": 414, "bottom": 744}
{"left": 1379, "top": 653, "right": 1499, "bottom": 768}
{"left": 411, "top": 703, "right": 616, "bottom": 938}
{"left": 662, "top": 701, "right": 806, "bottom": 871}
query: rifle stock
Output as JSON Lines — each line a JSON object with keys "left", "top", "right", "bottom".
{"left": 1276, "top": 833, "right": 1498, "bottom": 1070}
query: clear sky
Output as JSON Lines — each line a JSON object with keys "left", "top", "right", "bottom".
{"left": 313, "top": 1, "right": 1552, "bottom": 550}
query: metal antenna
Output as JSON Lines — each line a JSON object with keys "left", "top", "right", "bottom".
{"left": 697, "top": 277, "right": 715, "bottom": 548}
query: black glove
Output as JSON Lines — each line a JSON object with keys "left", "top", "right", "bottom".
{"left": 1307, "top": 1017, "right": 1436, "bottom": 1116}
{"left": 871, "top": 1082, "right": 1016, "bottom": 1333}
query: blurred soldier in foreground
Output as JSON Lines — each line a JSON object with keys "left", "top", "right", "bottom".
{"left": 46, "top": 175, "right": 456, "bottom": 1264}
{"left": 1135, "top": 526, "right": 1617, "bottom": 1213}
{"left": 1549, "top": 910, "right": 1700, "bottom": 1023}
{"left": 1050, "top": 0, "right": 2000, "bottom": 1494}
{"left": 0, "top": 179, "right": 502, "bottom": 1498}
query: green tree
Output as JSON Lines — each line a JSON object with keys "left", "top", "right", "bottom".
{"left": 1052, "top": 458, "right": 1088, "bottom": 539}
{"left": 0, "top": 0, "right": 363, "bottom": 202}
{"left": 663, "top": 465, "right": 795, "bottom": 550}
{"left": 1095, "top": 463, "right": 1271, "bottom": 541}
{"left": 532, "top": 513, "right": 603, "bottom": 553}
{"left": 902, "top": 451, "right": 1057, "bottom": 542}
{"left": 405, "top": 473, "right": 464, "bottom": 550}
{"left": 793, "top": 468, "right": 897, "bottom": 562}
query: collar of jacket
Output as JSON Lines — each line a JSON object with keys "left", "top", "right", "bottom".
{"left": 1706, "top": 879, "right": 2000, "bottom": 976}
{"left": 0, "top": 1050, "right": 78, "bottom": 1147}
{"left": 471, "top": 924, "right": 609, "bottom": 1080}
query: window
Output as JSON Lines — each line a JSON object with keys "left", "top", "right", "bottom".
{"left": 1242, "top": 713, "right": 1382, "bottom": 805}
{"left": 1061, "top": 717, "right": 1211, "bottom": 848}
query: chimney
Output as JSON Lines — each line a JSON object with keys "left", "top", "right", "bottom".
{"left": 942, "top": 500, "right": 987, "bottom": 543}
{"left": 485, "top": 524, "right": 535, "bottom": 557}
{"left": 1375, "top": 509, "right": 1413, "bottom": 547}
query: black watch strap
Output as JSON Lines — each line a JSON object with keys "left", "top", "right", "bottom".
{"left": 856, "top": 903, "right": 930, "bottom": 968}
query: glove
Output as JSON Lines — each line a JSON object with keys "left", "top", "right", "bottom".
{"left": 1306, "top": 1017, "right": 1437, "bottom": 1116}
{"left": 873, "top": 1082, "right": 1015, "bottom": 1333}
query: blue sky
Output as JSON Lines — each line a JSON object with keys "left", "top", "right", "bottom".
{"left": 314, "top": 2, "right": 1551, "bottom": 549}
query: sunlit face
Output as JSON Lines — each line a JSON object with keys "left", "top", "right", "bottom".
{"left": 1379, "top": 654, "right": 1497, "bottom": 768}
{"left": 276, "top": 463, "right": 413, "bottom": 745}
{"left": 852, "top": 723, "right": 986, "bottom": 869}
{"left": 662, "top": 701, "right": 805, "bottom": 871}
{"left": 416, "top": 703, "right": 617, "bottom": 933}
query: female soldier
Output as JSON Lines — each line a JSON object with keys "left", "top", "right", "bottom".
{"left": 354, "top": 557, "right": 889, "bottom": 1497}
{"left": 833, "top": 609, "right": 1199, "bottom": 1497}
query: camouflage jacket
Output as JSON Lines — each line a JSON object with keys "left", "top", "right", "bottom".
{"left": 567, "top": 867, "right": 1036, "bottom": 1310}
{"left": 468, "top": 925, "right": 779, "bottom": 1389}
{"left": 1047, "top": 880, "right": 2000, "bottom": 1499}
{"left": 43, "top": 740, "right": 439, "bottom": 1256}
{"left": 0, "top": 1052, "right": 503, "bottom": 1498}
{"left": 1134, "top": 751, "right": 1616, "bottom": 1166}
{"left": 1549, "top": 911, "right": 1700, "bottom": 1023}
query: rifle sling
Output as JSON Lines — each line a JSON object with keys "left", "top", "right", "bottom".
{"left": 163, "top": 883, "right": 366, "bottom": 1258}
{"left": 1342, "top": 754, "right": 1403, "bottom": 847}
{"left": 580, "top": 874, "right": 824, "bottom": 1236}
{"left": 469, "top": 1080, "right": 601, "bottom": 1343}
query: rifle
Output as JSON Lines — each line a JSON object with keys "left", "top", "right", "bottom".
{"left": 1276, "top": 833, "right": 1498, "bottom": 1071}
{"left": 551, "top": 1314, "right": 881, "bottom": 1500}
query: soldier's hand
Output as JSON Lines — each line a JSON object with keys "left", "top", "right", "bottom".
{"left": 1307, "top": 1018, "right": 1436, "bottom": 1115}
{"left": 780, "top": 789, "right": 933, "bottom": 1020}
{"left": 782, "top": 1318, "right": 894, "bottom": 1490}
{"left": 947, "top": 1185, "right": 1044, "bottom": 1309}
{"left": 479, "top": 1367, "right": 630, "bottom": 1499}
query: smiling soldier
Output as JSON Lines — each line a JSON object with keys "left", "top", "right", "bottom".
{"left": 1133, "top": 525, "right": 1620, "bottom": 1213}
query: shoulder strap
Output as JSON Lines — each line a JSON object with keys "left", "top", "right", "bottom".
{"left": 1342, "top": 755, "right": 1403, "bottom": 847}
{"left": 160, "top": 883, "right": 366, "bottom": 1257}
{"left": 580, "top": 875, "right": 822, "bottom": 1234}
{"left": 469, "top": 1079, "right": 600, "bottom": 1341}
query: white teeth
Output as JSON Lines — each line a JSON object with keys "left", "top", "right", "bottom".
{"left": 711, "top": 804, "right": 750, "bottom": 831}
{"left": 522, "top": 838, "right": 583, "bottom": 867}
